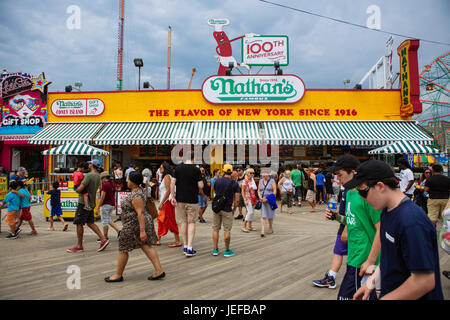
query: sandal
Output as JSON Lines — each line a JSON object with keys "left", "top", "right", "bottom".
{"left": 168, "top": 242, "right": 182, "bottom": 247}
{"left": 241, "top": 228, "right": 250, "bottom": 233}
{"left": 153, "top": 241, "right": 161, "bottom": 246}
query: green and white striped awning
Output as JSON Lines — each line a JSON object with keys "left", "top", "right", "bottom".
{"left": 93, "top": 121, "right": 262, "bottom": 145}
{"left": 29, "top": 123, "right": 104, "bottom": 145}
{"left": 42, "top": 141, "right": 109, "bottom": 156}
{"left": 368, "top": 141, "right": 440, "bottom": 155}
{"left": 262, "top": 121, "right": 433, "bottom": 146}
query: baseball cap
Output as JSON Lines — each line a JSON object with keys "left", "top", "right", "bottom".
{"left": 18, "top": 167, "right": 26, "bottom": 172}
{"left": 223, "top": 164, "right": 233, "bottom": 174}
{"left": 344, "top": 160, "right": 395, "bottom": 189}
{"left": 100, "top": 171, "right": 110, "bottom": 179}
{"left": 88, "top": 159, "right": 101, "bottom": 168}
{"left": 328, "top": 155, "right": 360, "bottom": 173}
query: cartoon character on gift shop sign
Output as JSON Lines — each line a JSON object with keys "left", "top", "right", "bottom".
{"left": 2, "top": 91, "right": 46, "bottom": 127}
{"left": 208, "top": 18, "right": 257, "bottom": 75}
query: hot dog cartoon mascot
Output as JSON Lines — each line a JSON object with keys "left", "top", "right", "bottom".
{"left": 207, "top": 18, "right": 255, "bottom": 75}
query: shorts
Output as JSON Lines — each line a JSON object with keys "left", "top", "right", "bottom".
{"left": 51, "top": 205, "right": 63, "bottom": 217}
{"left": 73, "top": 203, "right": 95, "bottom": 225}
{"left": 306, "top": 190, "right": 316, "bottom": 202}
{"left": 100, "top": 204, "right": 115, "bottom": 226}
{"left": 5, "top": 211, "right": 17, "bottom": 227}
{"left": 281, "top": 192, "right": 293, "bottom": 207}
{"left": 338, "top": 265, "right": 378, "bottom": 300}
{"left": 175, "top": 202, "right": 199, "bottom": 224}
{"left": 333, "top": 234, "right": 348, "bottom": 256}
{"left": 19, "top": 207, "right": 32, "bottom": 221}
{"left": 326, "top": 185, "right": 334, "bottom": 195}
{"left": 294, "top": 186, "right": 303, "bottom": 199}
{"left": 238, "top": 194, "right": 245, "bottom": 208}
{"left": 198, "top": 194, "right": 208, "bottom": 208}
{"left": 212, "top": 210, "right": 233, "bottom": 232}
{"left": 427, "top": 198, "right": 448, "bottom": 222}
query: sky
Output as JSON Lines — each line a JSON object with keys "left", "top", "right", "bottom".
{"left": 0, "top": 0, "right": 449, "bottom": 104}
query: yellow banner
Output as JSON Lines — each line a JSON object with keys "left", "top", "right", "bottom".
{"left": 48, "top": 89, "right": 407, "bottom": 122}
{"left": 0, "top": 177, "right": 7, "bottom": 201}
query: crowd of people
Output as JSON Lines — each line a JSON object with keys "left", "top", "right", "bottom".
{"left": 0, "top": 155, "right": 449, "bottom": 299}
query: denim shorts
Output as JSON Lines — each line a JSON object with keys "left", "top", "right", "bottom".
{"left": 198, "top": 194, "right": 208, "bottom": 208}
{"left": 100, "top": 204, "right": 115, "bottom": 226}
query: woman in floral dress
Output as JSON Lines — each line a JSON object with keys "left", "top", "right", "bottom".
{"left": 105, "top": 171, "right": 165, "bottom": 282}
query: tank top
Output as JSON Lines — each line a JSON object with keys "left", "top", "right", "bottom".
{"left": 281, "top": 178, "right": 294, "bottom": 193}
{"left": 159, "top": 174, "right": 172, "bottom": 204}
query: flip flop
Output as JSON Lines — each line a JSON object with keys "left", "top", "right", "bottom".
{"left": 168, "top": 242, "right": 182, "bottom": 247}
{"left": 46, "top": 228, "right": 55, "bottom": 231}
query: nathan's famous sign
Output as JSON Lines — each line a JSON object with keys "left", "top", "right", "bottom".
{"left": 202, "top": 75, "right": 305, "bottom": 104}
{"left": 397, "top": 39, "right": 422, "bottom": 116}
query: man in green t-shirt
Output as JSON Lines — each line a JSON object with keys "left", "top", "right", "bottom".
{"left": 326, "top": 160, "right": 381, "bottom": 300}
{"left": 67, "top": 160, "right": 109, "bottom": 253}
{"left": 290, "top": 164, "right": 304, "bottom": 207}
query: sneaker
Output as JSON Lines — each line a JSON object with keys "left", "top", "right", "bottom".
{"left": 185, "top": 248, "right": 197, "bottom": 257}
{"left": 224, "top": 250, "right": 235, "bottom": 257}
{"left": 15, "top": 228, "right": 22, "bottom": 235}
{"left": 6, "top": 233, "right": 18, "bottom": 240}
{"left": 234, "top": 215, "right": 244, "bottom": 220}
{"left": 298, "top": 202, "right": 302, "bottom": 207}
{"left": 199, "top": 219, "right": 207, "bottom": 224}
{"left": 97, "top": 238, "right": 110, "bottom": 252}
{"left": 96, "top": 238, "right": 109, "bottom": 243}
{"left": 67, "top": 246, "right": 84, "bottom": 253}
{"left": 84, "top": 205, "right": 93, "bottom": 211}
{"left": 312, "top": 273, "right": 336, "bottom": 289}
{"left": 212, "top": 248, "right": 220, "bottom": 256}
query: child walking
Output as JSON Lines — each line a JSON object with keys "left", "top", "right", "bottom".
{"left": 47, "top": 181, "right": 68, "bottom": 231}
{"left": 0, "top": 181, "right": 22, "bottom": 239}
{"left": 15, "top": 181, "right": 38, "bottom": 235}
{"left": 72, "top": 162, "right": 91, "bottom": 210}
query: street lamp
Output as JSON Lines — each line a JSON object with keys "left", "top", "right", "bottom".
{"left": 134, "top": 58, "right": 143, "bottom": 90}
{"left": 343, "top": 79, "right": 350, "bottom": 88}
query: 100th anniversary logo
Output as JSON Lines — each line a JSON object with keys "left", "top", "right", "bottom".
{"left": 202, "top": 74, "right": 305, "bottom": 104}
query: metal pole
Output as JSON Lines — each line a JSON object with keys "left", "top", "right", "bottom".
{"left": 138, "top": 66, "right": 141, "bottom": 90}
{"left": 167, "top": 26, "right": 171, "bottom": 90}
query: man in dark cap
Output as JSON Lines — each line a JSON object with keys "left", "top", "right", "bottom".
{"left": 348, "top": 160, "right": 443, "bottom": 300}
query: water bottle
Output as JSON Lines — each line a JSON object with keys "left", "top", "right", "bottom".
{"left": 328, "top": 195, "right": 338, "bottom": 211}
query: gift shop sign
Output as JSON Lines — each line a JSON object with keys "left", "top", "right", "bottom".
{"left": 51, "top": 99, "right": 105, "bottom": 116}
{"left": 202, "top": 75, "right": 305, "bottom": 104}
{"left": 242, "top": 35, "right": 289, "bottom": 66}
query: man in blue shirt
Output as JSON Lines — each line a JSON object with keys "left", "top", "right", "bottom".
{"left": 212, "top": 164, "right": 240, "bottom": 257}
{"left": 349, "top": 160, "right": 443, "bottom": 300}
{"left": 10, "top": 167, "right": 28, "bottom": 182}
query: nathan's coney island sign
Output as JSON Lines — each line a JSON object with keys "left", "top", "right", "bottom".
{"left": 202, "top": 75, "right": 305, "bottom": 104}
{"left": 204, "top": 18, "right": 305, "bottom": 104}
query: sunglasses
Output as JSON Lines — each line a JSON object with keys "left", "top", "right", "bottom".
{"left": 424, "top": 172, "right": 431, "bottom": 174}
{"left": 357, "top": 186, "right": 371, "bottom": 198}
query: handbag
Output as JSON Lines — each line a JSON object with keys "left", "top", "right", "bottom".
{"left": 145, "top": 196, "right": 158, "bottom": 220}
{"left": 255, "top": 179, "right": 270, "bottom": 210}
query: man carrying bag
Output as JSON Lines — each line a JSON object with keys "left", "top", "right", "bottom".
{"left": 211, "top": 164, "right": 241, "bottom": 257}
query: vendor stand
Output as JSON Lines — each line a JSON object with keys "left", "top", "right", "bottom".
{"left": 41, "top": 141, "right": 109, "bottom": 219}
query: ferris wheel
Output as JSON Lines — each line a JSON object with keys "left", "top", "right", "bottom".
{"left": 417, "top": 52, "right": 450, "bottom": 123}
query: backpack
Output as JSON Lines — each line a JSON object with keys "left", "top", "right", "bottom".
{"left": 212, "top": 179, "right": 234, "bottom": 213}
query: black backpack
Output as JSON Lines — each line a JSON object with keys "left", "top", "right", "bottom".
{"left": 212, "top": 179, "right": 234, "bottom": 213}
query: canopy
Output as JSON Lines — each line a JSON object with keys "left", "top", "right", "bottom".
{"left": 42, "top": 141, "right": 109, "bottom": 156}
{"left": 368, "top": 140, "right": 440, "bottom": 155}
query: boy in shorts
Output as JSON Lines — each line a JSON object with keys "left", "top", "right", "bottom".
{"left": 47, "top": 181, "right": 68, "bottom": 231}
{"left": 15, "top": 181, "right": 38, "bottom": 235}
{"left": 0, "top": 181, "right": 22, "bottom": 239}
{"left": 72, "top": 162, "right": 91, "bottom": 210}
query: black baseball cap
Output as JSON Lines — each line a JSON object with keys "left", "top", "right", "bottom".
{"left": 328, "top": 155, "right": 360, "bottom": 173}
{"left": 344, "top": 160, "right": 395, "bottom": 189}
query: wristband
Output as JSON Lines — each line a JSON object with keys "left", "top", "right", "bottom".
{"left": 140, "top": 227, "right": 145, "bottom": 230}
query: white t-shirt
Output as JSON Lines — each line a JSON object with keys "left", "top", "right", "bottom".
{"left": 399, "top": 168, "right": 415, "bottom": 195}
{"left": 125, "top": 167, "right": 135, "bottom": 182}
